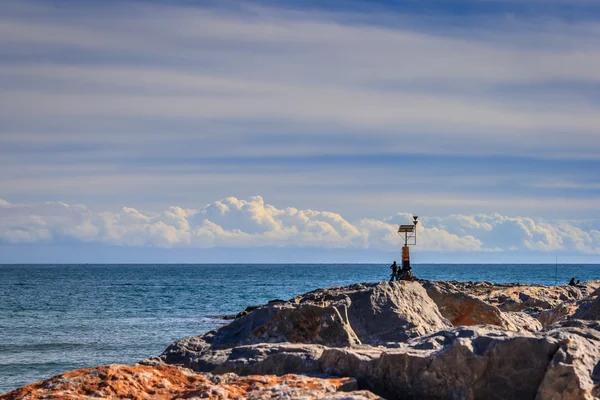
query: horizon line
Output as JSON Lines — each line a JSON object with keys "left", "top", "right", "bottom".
{"left": 2, "top": 262, "right": 600, "bottom": 266}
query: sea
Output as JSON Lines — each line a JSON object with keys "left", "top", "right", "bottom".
{"left": 1, "top": 263, "right": 600, "bottom": 393}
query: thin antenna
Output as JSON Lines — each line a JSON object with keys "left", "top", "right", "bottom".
{"left": 555, "top": 256, "right": 558, "bottom": 286}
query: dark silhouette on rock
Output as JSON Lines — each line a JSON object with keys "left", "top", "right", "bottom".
{"left": 389, "top": 261, "right": 398, "bottom": 282}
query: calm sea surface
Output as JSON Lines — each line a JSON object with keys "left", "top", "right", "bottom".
{"left": 1, "top": 263, "right": 600, "bottom": 393}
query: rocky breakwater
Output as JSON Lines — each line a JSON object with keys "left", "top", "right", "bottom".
{"left": 4, "top": 280, "right": 600, "bottom": 399}
{"left": 147, "top": 280, "right": 600, "bottom": 399}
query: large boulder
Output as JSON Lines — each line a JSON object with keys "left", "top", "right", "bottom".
{"left": 420, "top": 280, "right": 600, "bottom": 314}
{"left": 321, "top": 327, "right": 558, "bottom": 400}
{"left": 479, "top": 281, "right": 600, "bottom": 313}
{"left": 329, "top": 281, "right": 451, "bottom": 343}
{"left": 160, "top": 282, "right": 451, "bottom": 359}
{"left": 570, "top": 288, "right": 600, "bottom": 321}
{"left": 537, "top": 320, "right": 600, "bottom": 400}
{"left": 422, "top": 281, "right": 541, "bottom": 331}
{"left": 322, "top": 323, "right": 600, "bottom": 400}
{"left": 538, "top": 302, "right": 579, "bottom": 327}
{"left": 150, "top": 324, "right": 600, "bottom": 400}
{"left": 538, "top": 287, "right": 600, "bottom": 327}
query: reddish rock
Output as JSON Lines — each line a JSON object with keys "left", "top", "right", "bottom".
{"left": 0, "top": 364, "right": 378, "bottom": 400}
{"left": 422, "top": 281, "right": 541, "bottom": 331}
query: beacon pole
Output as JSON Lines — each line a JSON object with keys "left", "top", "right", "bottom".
{"left": 398, "top": 216, "right": 419, "bottom": 272}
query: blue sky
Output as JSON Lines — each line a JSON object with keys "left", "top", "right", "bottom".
{"left": 1, "top": 0, "right": 600, "bottom": 263}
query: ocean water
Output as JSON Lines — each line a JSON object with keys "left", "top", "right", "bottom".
{"left": 1, "top": 263, "right": 600, "bottom": 393}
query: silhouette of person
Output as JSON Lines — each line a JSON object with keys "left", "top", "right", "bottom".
{"left": 390, "top": 261, "right": 398, "bottom": 282}
{"left": 577, "top": 280, "right": 581, "bottom": 285}
{"left": 569, "top": 277, "right": 576, "bottom": 286}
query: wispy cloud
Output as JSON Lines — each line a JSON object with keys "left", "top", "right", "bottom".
{"left": 1, "top": 1, "right": 600, "bottom": 152}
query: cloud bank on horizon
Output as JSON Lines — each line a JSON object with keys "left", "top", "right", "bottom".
{"left": 1, "top": 0, "right": 600, "bottom": 261}
{"left": 1, "top": 196, "right": 599, "bottom": 257}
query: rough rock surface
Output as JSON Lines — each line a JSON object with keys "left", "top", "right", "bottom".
{"left": 151, "top": 343, "right": 327, "bottom": 375}
{"left": 422, "top": 280, "right": 542, "bottom": 331}
{"left": 0, "top": 364, "right": 378, "bottom": 400}
{"left": 538, "top": 302, "right": 580, "bottom": 327}
{"left": 429, "top": 280, "right": 600, "bottom": 313}
{"left": 537, "top": 320, "right": 600, "bottom": 400}
{"left": 148, "top": 323, "right": 600, "bottom": 400}
{"left": 291, "top": 282, "right": 451, "bottom": 343}
{"left": 9, "top": 279, "right": 600, "bottom": 400}
{"left": 537, "top": 287, "right": 600, "bottom": 327}
{"left": 571, "top": 288, "right": 600, "bottom": 321}
{"left": 147, "top": 280, "right": 600, "bottom": 400}
{"left": 164, "top": 282, "right": 450, "bottom": 354}
{"left": 151, "top": 324, "right": 600, "bottom": 400}
{"left": 422, "top": 280, "right": 600, "bottom": 328}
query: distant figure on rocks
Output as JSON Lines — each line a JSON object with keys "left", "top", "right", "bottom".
{"left": 399, "top": 268, "right": 416, "bottom": 281}
{"left": 577, "top": 280, "right": 581, "bottom": 284}
{"left": 390, "top": 261, "right": 398, "bottom": 282}
{"left": 569, "top": 277, "right": 576, "bottom": 286}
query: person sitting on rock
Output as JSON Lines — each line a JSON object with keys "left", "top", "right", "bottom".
{"left": 389, "top": 261, "right": 398, "bottom": 282}
{"left": 399, "top": 268, "right": 416, "bottom": 281}
{"left": 569, "top": 277, "right": 576, "bottom": 286}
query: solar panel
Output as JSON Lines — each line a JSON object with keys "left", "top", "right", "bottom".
{"left": 398, "top": 225, "right": 414, "bottom": 233}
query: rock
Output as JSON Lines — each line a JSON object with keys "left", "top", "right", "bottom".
{"left": 148, "top": 277, "right": 600, "bottom": 400}
{"left": 162, "top": 282, "right": 450, "bottom": 357}
{"left": 480, "top": 282, "right": 600, "bottom": 313}
{"left": 538, "top": 302, "right": 579, "bottom": 327}
{"left": 235, "top": 305, "right": 262, "bottom": 319}
{"left": 422, "top": 280, "right": 540, "bottom": 331}
{"left": 537, "top": 320, "right": 600, "bottom": 400}
{"left": 538, "top": 287, "right": 600, "bottom": 327}
{"left": 154, "top": 324, "right": 600, "bottom": 400}
{"left": 11, "top": 280, "right": 600, "bottom": 400}
{"left": 422, "top": 280, "right": 507, "bottom": 326}
{"left": 337, "top": 281, "right": 451, "bottom": 343}
{"left": 503, "top": 311, "right": 543, "bottom": 331}
{"left": 321, "top": 327, "right": 560, "bottom": 400}
{"left": 421, "top": 280, "right": 600, "bottom": 314}
{"left": 220, "top": 305, "right": 266, "bottom": 320}
{"left": 0, "top": 364, "right": 376, "bottom": 400}
{"left": 322, "top": 391, "right": 382, "bottom": 399}
{"left": 152, "top": 342, "right": 327, "bottom": 375}
{"left": 422, "top": 280, "right": 600, "bottom": 330}
{"left": 570, "top": 288, "right": 600, "bottom": 321}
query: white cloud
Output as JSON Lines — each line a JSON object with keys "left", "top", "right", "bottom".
{"left": 1, "top": 196, "right": 599, "bottom": 254}
{"left": 421, "top": 213, "right": 600, "bottom": 254}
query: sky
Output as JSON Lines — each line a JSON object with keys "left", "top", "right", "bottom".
{"left": 1, "top": 0, "right": 600, "bottom": 263}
